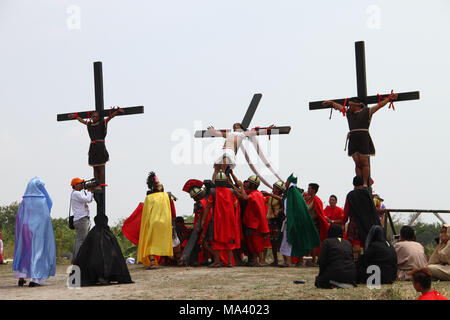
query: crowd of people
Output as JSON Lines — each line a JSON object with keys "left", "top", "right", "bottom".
{"left": 6, "top": 97, "right": 449, "bottom": 299}
{"left": 116, "top": 167, "right": 448, "bottom": 299}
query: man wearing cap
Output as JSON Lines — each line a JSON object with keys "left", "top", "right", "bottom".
{"left": 322, "top": 92, "right": 398, "bottom": 187}
{"left": 342, "top": 176, "right": 381, "bottom": 259}
{"left": 70, "top": 178, "right": 93, "bottom": 261}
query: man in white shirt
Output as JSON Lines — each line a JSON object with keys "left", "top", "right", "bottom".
{"left": 70, "top": 178, "right": 93, "bottom": 262}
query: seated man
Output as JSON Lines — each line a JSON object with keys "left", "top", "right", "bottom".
{"left": 394, "top": 225, "right": 428, "bottom": 280}
{"left": 427, "top": 224, "right": 450, "bottom": 281}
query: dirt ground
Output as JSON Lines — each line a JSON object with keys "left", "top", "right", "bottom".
{"left": 1, "top": 263, "right": 449, "bottom": 301}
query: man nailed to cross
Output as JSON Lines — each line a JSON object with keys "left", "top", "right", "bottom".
{"left": 309, "top": 41, "right": 420, "bottom": 189}
{"left": 67, "top": 107, "right": 125, "bottom": 190}
{"left": 322, "top": 93, "right": 398, "bottom": 188}
{"left": 207, "top": 122, "right": 275, "bottom": 184}
{"left": 195, "top": 93, "right": 291, "bottom": 188}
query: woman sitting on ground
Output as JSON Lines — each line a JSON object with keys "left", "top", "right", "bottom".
{"left": 356, "top": 225, "right": 397, "bottom": 284}
{"left": 315, "top": 223, "right": 356, "bottom": 289}
{"left": 427, "top": 224, "right": 450, "bottom": 281}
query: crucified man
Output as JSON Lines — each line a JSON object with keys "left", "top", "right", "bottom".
{"left": 321, "top": 92, "right": 398, "bottom": 188}
{"left": 68, "top": 106, "right": 125, "bottom": 189}
{"left": 207, "top": 123, "right": 275, "bottom": 183}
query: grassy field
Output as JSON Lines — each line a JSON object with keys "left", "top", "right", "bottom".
{"left": 1, "top": 262, "right": 449, "bottom": 301}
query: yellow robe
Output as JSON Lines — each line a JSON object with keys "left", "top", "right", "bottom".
{"left": 137, "top": 192, "right": 173, "bottom": 267}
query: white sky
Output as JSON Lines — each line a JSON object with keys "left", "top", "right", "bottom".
{"left": 1, "top": 0, "right": 449, "bottom": 226}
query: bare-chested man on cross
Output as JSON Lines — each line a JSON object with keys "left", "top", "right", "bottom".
{"left": 208, "top": 123, "right": 246, "bottom": 180}
{"left": 207, "top": 123, "right": 263, "bottom": 182}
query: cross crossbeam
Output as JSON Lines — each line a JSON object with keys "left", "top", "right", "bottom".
{"left": 57, "top": 106, "right": 144, "bottom": 121}
{"left": 309, "top": 41, "right": 420, "bottom": 111}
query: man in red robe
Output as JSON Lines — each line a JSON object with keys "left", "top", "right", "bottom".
{"left": 202, "top": 171, "right": 239, "bottom": 268}
{"left": 303, "top": 183, "right": 330, "bottom": 265}
{"left": 238, "top": 175, "right": 270, "bottom": 267}
{"left": 324, "top": 195, "right": 345, "bottom": 231}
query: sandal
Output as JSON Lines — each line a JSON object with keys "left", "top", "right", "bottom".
{"left": 208, "top": 262, "right": 223, "bottom": 268}
{"left": 29, "top": 282, "right": 41, "bottom": 287}
{"left": 146, "top": 257, "right": 158, "bottom": 270}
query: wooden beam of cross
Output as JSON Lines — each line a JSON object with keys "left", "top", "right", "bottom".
{"left": 194, "top": 93, "right": 291, "bottom": 139}
{"left": 308, "top": 41, "right": 420, "bottom": 191}
{"left": 309, "top": 42, "right": 420, "bottom": 110}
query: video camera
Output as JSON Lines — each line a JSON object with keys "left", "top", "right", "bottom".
{"left": 81, "top": 178, "right": 100, "bottom": 190}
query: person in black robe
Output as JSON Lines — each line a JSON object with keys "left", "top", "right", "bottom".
{"left": 356, "top": 225, "right": 398, "bottom": 284}
{"left": 72, "top": 213, "right": 133, "bottom": 286}
{"left": 343, "top": 176, "right": 381, "bottom": 259}
{"left": 315, "top": 224, "right": 356, "bottom": 289}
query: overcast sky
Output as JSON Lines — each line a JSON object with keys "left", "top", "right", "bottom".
{"left": 1, "top": 0, "right": 449, "bottom": 226}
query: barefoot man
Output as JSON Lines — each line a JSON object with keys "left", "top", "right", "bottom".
{"left": 322, "top": 92, "right": 398, "bottom": 187}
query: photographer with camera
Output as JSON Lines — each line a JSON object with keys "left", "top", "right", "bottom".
{"left": 70, "top": 178, "right": 94, "bottom": 262}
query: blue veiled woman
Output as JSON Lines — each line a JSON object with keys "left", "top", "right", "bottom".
{"left": 13, "top": 177, "right": 56, "bottom": 287}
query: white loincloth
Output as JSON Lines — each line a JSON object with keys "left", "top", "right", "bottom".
{"left": 213, "top": 147, "right": 237, "bottom": 169}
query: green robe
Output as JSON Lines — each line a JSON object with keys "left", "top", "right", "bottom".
{"left": 283, "top": 186, "right": 322, "bottom": 257}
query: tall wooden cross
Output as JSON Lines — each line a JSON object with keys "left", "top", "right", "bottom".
{"left": 309, "top": 41, "right": 420, "bottom": 191}
{"left": 57, "top": 61, "right": 143, "bottom": 286}
{"left": 57, "top": 61, "right": 144, "bottom": 216}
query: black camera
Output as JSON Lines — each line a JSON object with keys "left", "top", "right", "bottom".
{"left": 82, "top": 178, "right": 100, "bottom": 190}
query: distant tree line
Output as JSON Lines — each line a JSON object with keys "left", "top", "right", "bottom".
{"left": 0, "top": 203, "right": 445, "bottom": 261}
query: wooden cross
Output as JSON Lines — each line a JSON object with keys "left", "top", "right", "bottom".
{"left": 57, "top": 61, "right": 144, "bottom": 217}
{"left": 309, "top": 41, "right": 420, "bottom": 191}
{"left": 194, "top": 93, "right": 291, "bottom": 142}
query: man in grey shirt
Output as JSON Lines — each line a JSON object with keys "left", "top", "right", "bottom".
{"left": 70, "top": 178, "right": 93, "bottom": 262}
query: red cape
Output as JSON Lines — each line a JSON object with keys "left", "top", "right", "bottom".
{"left": 304, "top": 195, "right": 330, "bottom": 241}
{"left": 212, "top": 187, "right": 238, "bottom": 245}
{"left": 122, "top": 196, "right": 176, "bottom": 246}
{"left": 243, "top": 190, "right": 269, "bottom": 234}
{"left": 122, "top": 202, "right": 144, "bottom": 246}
